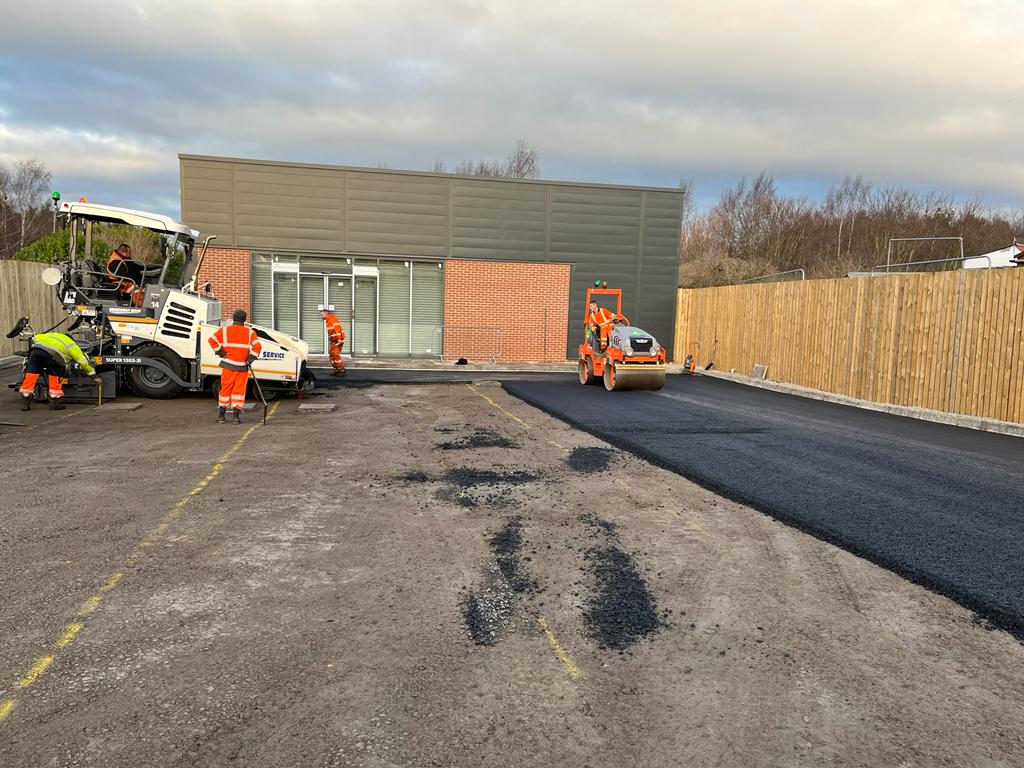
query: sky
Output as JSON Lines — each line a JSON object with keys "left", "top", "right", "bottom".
{"left": 1, "top": 0, "right": 1022, "bottom": 216}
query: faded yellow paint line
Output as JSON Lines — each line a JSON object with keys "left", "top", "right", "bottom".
{"left": 101, "top": 572, "right": 123, "bottom": 592}
{"left": 16, "top": 656, "right": 54, "bottom": 689}
{"left": 466, "top": 384, "right": 571, "bottom": 453}
{"left": 54, "top": 623, "right": 83, "bottom": 649}
{"left": 537, "top": 616, "right": 582, "bottom": 680}
{"left": 76, "top": 595, "right": 102, "bottom": 617}
{"left": 0, "top": 399, "right": 279, "bottom": 726}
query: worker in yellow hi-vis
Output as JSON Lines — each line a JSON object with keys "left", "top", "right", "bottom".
{"left": 18, "top": 332, "right": 101, "bottom": 411}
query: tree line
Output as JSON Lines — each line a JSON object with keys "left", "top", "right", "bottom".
{"left": 679, "top": 174, "right": 1024, "bottom": 287}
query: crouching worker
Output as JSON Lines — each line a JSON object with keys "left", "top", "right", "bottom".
{"left": 19, "top": 332, "right": 101, "bottom": 411}
{"left": 209, "top": 308, "right": 261, "bottom": 424}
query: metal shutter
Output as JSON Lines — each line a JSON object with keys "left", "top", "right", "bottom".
{"left": 378, "top": 261, "right": 410, "bottom": 355}
{"left": 250, "top": 253, "right": 272, "bottom": 327}
{"left": 273, "top": 273, "right": 298, "bottom": 338}
{"left": 299, "top": 275, "right": 325, "bottom": 354}
{"left": 328, "top": 277, "right": 352, "bottom": 342}
{"left": 353, "top": 277, "right": 377, "bottom": 354}
{"left": 411, "top": 262, "right": 443, "bottom": 355}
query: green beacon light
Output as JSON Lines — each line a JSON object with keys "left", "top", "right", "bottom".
{"left": 594, "top": 280, "right": 601, "bottom": 287}
{"left": 51, "top": 191, "right": 61, "bottom": 201}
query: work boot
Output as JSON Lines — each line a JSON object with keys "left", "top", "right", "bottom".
{"left": 232, "top": 408, "right": 242, "bottom": 424}
{"left": 20, "top": 394, "right": 31, "bottom": 411}
{"left": 48, "top": 398, "right": 66, "bottom": 411}
{"left": 216, "top": 407, "right": 226, "bottom": 424}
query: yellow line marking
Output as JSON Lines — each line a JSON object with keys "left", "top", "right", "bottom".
{"left": 536, "top": 616, "right": 582, "bottom": 680}
{"left": 16, "top": 656, "right": 53, "bottom": 689}
{"left": 54, "top": 624, "right": 82, "bottom": 649}
{"left": 76, "top": 595, "right": 102, "bottom": 617}
{"left": 101, "top": 572, "right": 123, "bottom": 592}
{"left": 0, "top": 400, "right": 280, "bottom": 725}
{"left": 467, "top": 383, "right": 528, "bottom": 426}
{"left": 466, "top": 384, "right": 571, "bottom": 453}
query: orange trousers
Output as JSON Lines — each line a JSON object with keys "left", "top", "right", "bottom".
{"left": 218, "top": 367, "right": 249, "bottom": 410}
{"left": 20, "top": 372, "right": 63, "bottom": 398}
{"left": 329, "top": 339, "right": 346, "bottom": 372}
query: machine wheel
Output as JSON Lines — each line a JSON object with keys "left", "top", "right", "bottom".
{"left": 603, "top": 361, "right": 618, "bottom": 391}
{"left": 578, "top": 358, "right": 599, "bottom": 385}
{"left": 127, "top": 344, "right": 186, "bottom": 399}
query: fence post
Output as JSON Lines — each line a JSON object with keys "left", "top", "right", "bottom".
{"left": 947, "top": 269, "right": 967, "bottom": 413}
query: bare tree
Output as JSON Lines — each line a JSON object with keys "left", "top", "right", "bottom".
{"left": 440, "top": 140, "right": 540, "bottom": 179}
{"left": 5, "top": 159, "right": 52, "bottom": 255}
{"left": 504, "top": 139, "right": 539, "bottom": 179}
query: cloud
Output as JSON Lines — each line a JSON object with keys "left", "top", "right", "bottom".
{"left": 0, "top": 0, "right": 1021, "bottom": 213}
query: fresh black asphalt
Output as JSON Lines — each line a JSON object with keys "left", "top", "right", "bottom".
{"left": 503, "top": 375, "right": 1024, "bottom": 636}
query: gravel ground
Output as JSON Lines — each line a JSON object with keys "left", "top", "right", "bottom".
{"left": 1, "top": 375, "right": 1023, "bottom": 767}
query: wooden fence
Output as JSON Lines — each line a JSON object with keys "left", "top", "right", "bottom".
{"left": 0, "top": 261, "right": 67, "bottom": 358}
{"left": 675, "top": 268, "right": 1024, "bottom": 424}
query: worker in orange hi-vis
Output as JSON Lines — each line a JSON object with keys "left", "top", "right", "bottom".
{"left": 320, "top": 306, "right": 346, "bottom": 376}
{"left": 587, "top": 299, "right": 615, "bottom": 350}
{"left": 209, "top": 308, "right": 262, "bottom": 424}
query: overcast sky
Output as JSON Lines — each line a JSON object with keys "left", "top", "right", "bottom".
{"left": 1, "top": 0, "right": 1021, "bottom": 215}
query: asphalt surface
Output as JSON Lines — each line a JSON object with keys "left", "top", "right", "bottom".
{"left": 504, "top": 374, "right": 1024, "bottom": 635}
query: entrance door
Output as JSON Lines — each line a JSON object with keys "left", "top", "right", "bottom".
{"left": 299, "top": 275, "right": 326, "bottom": 354}
{"left": 327, "top": 277, "right": 352, "bottom": 350}
{"left": 352, "top": 277, "right": 377, "bottom": 355}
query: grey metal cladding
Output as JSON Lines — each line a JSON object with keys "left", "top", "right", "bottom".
{"left": 346, "top": 172, "right": 449, "bottom": 257}
{"left": 180, "top": 158, "right": 234, "bottom": 243}
{"left": 234, "top": 165, "right": 345, "bottom": 251}
{"left": 451, "top": 178, "right": 547, "bottom": 260}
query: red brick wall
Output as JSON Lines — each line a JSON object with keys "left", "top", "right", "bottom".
{"left": 197, "top": 247, "right": 251, "bottom": 320}
{"left": 443, "top": 259, "right": 570, "bottom": 362}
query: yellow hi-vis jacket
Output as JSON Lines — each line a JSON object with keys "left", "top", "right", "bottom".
{"left": 32, "top": 333, "right": 97, "bottom": 376}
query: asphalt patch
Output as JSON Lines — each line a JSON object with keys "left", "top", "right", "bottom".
{"left": 437, "top": 427, "right": 520, "bottom": 450}
{"left": 567, "top": 447, "right": 616, "bottom": 473}
{"left": 463, "top": 518, "right": 537, "bottom": 645}
{"left": 444, "top": 468, "right": 540, "bottom": 487}
{"left": 578, "top": 511, "right": 619, "bottom": 536}
{"left": 583, "top": 545, "right": 666, "bottom": 650}
{"left": 489, "top": 518, "right": 535, "bottom": 593}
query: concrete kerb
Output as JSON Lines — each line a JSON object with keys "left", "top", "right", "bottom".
{"left": 697, "top": 369, "right": 1024, "bottom": 439}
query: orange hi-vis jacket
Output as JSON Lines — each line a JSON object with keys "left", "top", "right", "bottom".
{"left": 209, "top": 323, "right": 262, "bottom": 371}
{"left": 324, "top": 312, "right": 345, "bottom": 345}
{"left": 106, "top": 252, "right": 136, "bottom": 293}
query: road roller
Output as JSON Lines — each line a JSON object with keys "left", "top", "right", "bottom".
{"left": 578, "top": 282, "right": 667, "bottom": 392}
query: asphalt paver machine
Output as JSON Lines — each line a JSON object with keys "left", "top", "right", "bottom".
{"left": 19, "top": 201, "right": 313, "bottom": 400}
{"left": 578, "top": 282, "right": 667, "bottom": 391}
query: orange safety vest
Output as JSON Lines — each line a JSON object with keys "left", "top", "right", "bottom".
{"left": 106, "top": 252, "right": 136, "bottom": 294}
{"left": 209, "top": 323, "right": 262, "bottom": 371}
{"left": 324, "top": 312, "right": 345, "bottom": 344}
{"left": 589, "top": 307, "right": 614, "bottom": 329}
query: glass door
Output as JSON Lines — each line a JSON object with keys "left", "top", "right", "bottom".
{"left": 328, "top": 276, "right": 353, "bottom": 353}
{"left": 299, "top": 275, "right": 327, "bottom": 354}
{"left": 352, "top": 277, "right": 377, "bottom": 355}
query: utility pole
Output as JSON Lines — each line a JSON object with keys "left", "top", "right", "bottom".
{"left": 51, "top": 191, "right": 61, "bottom": 233}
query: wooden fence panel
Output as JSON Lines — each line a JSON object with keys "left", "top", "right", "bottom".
{"left": 0, "top": 261, "right": 67, "bottom": 358}
{"left": 676, "top": 268, "right": 1024, "bottom": 424}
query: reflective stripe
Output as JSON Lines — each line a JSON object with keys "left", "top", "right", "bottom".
{"left": 222, "top": 342, "right": 250, "bottom": 348}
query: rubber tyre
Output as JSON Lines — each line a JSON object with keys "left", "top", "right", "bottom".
{"left": 578, "top": 358, "right": 599, "bottom": 385}
{"left": 603, "top": 361, "right": 617, "bottom": 391}
{"left": 127, "top": 343, "right": 186, "bottom": 399}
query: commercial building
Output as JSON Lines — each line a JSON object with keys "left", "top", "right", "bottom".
{"left": 180, "top": 154, "right": 683, "bottom": 361}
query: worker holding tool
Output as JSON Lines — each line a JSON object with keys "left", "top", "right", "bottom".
{"left": 18, "top": 332, "right": 101, "bottom": 411}
{"left": 209, "top": 309, "right": 262, "bottom": 424}
{"left": 587, "top": 299, "right": 615, "bottom": 350}
{"left": 319, "top": 306, "right": 346, "bottom": 376}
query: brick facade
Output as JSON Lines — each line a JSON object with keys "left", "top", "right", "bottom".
{"left": 442, "top": 259, "right": 570, "bottom": 362}
{"left": 197, "top": 247, "right": 251, "bottom": 320}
